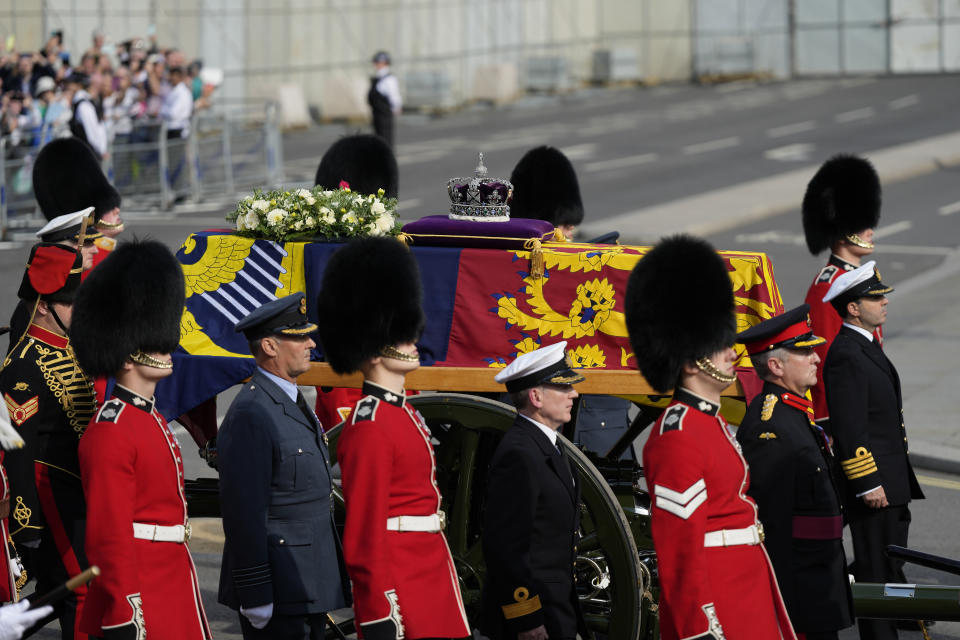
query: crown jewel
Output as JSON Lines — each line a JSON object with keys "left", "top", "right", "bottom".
{"left": 447, "top": 152, "right": 512, "bottom": 221}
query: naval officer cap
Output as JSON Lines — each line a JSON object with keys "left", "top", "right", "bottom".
{"left": 35, "top": 207, "right": 101, "bottom": 244}
{"left": 737, "top": 304, "right": 825, "bottom": 355}
{"left": 494, "top": 341, "right": 585, "bottom": 393}
{"left": 235, "top": 293, "right": 318, "bottom": 341}
{"left": 822, "top": 260, "right": 893, "bottom": 313}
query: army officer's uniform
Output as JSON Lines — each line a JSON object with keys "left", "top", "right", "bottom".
{"left": 736, "top": 304, "right": 853, "bottom": 639}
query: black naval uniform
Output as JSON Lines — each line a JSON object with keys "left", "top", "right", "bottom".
{"left": 0, "top": 323, "right": 96, "bottom": 637}
{"left": 480, "top": 415, "right": 588, "bottom": 640}
{"left": 825, "top": 326, "right": 924, "bottom": 640}
{"left": 738, "top": 382, "right": 853, "bottom": 638}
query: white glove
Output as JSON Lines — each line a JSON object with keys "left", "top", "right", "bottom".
{"left": 0, "top": 600, "right": 54, "bottom": 640}
{"left": 240, "top": 602, "right": 273, "bottom": 630}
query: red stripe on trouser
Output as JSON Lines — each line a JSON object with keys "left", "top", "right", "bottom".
{"left": 35, "top": 464, "right": 89, "bottom": 640}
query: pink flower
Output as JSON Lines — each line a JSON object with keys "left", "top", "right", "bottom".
{"left": 339, "top": 180, "right": 350, "bottom": 190}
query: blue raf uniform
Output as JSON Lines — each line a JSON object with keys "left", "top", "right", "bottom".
{"left": 217, "top": 294, "right": 349, "bottom": 640}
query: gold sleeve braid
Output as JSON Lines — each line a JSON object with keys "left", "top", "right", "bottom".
{"left": 841, "top": 446, "right": 878, "bottom": 480}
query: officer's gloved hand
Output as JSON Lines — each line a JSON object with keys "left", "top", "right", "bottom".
{"left": 0, "top": 601, "right": 55, "bottom": 640}
{"left": 360, "top": 618, "right": 403, "bottom": 640}
{"left": 241, "top": 602, "right": 273, "bottom": 630}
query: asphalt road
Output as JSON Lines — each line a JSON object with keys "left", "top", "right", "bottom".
{"left": 9, "top": 74, "right": 960, "bottom": 637}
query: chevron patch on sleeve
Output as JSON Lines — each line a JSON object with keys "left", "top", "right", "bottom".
{"left": 654, "top": 479, "right": 707, "bottom": 520}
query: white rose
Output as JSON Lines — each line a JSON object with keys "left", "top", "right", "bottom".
{"left": 243, "top": 211, "right": 259, "bottom": 229}
{"left": 370, "top": 200, "right": 386, "bottom": 215}
{"left": 375, "top": 213, "right": 394, "bottom": 233}
{"left": 252, "top": 199, "right": 270, "bottom": 212}
{"left": 354, "top": 195, "right": 365, "bottom": 205}
{"left": 266, "top": 208, "right": 287, "bottom": 226}
{"left": 235, "top": 216, "right": 246, "bottom": 231}
{"left": 305, "top": 216, "right": 316, "bottom": 227}
{"left": 296, "top": 188, "right": 316, "bottom": 205}
{"left": 366, "top": 222, "right": 383, "bottom": 236}
{"left": 343, "top": 212, "right": 357, "bottom": 228}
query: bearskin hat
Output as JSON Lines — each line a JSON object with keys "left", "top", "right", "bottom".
{"left": 624, "top": 235, "right": 735, "bottom": 393}
{"left": 32, "top": 137, "right": 121, "bottom": 221}
{"left": 315, "top": 237, "right": 424, "bottom": 374}
{"left": 314, "top": 134, "right": 399, "bottom": 198}
{"left": 802, "top": 154, "right": 881, "bottom": 255}
{"left": 509, "top": 146, "right": 584, "bottom": 228}
{"left": 71, "top": 239, "right": 185, "bottom": 376}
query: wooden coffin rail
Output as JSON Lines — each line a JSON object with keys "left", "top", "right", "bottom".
{"left": 297, "top": 362, "right": 744, "bottom": 397}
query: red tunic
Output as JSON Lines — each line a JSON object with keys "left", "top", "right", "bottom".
{"left": 78, "top": 385, "right": 211, "bottom": 639}
{"left": 805, "top": 255, "right": 882, "bottom": 422}
{"left": 338, "top": 381, "right": 469, "bottom": 639}
{"left": 643, "top": 388, "right": 796, "bottom": 640}
{"left": 0, "top": 461, "right": 16, "bottom": 603}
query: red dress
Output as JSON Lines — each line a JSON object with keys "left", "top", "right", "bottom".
{"left": 338, "top": 381, "right": 469, "bottom": 639}
{"left": 643, "top": 388, "right": 796, "bottom": 640}
{"left": 805, "top": 255, "right": 882, "bottom": 423}
{"left": 78, "top": 385, "right": 212, "bottom": 639}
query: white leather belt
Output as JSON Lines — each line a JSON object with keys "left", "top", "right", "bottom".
{"left": 132, "top": 522, "right": 191, "bottom": 543}
{"left": 703, "top": 524, "right": 764, "bottom": 548}
{"left": 385, "top": 512, "right": 446, "bottom": 533}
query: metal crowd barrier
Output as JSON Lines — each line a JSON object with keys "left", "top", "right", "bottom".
{"left": 0, "top": 101, "right": 284, "bottom": 240}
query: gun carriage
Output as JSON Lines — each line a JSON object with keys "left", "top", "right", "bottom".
{"left": 173, "top": 231, "right": 960, "bottom": 638}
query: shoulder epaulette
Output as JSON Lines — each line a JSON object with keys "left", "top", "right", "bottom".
{"left": 660, "top": 404, "right": 688, "bottom": 434}
{"left": 760, "top": 394, "right": 777, "bottom": 421}
{"left": 97, "top": 399, "right": 124, "bottom": 424}
{"left": 353, "top": 396, "right": 380, "bottom": 423}
{"left": 816, "top": 264, "right": 839, "bottom": 284}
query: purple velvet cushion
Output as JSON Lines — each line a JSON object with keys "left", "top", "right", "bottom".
{"left": 401, "top": 215, "right": 557, "bottom": 249}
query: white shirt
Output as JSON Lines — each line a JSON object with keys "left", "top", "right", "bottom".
{"left": 375, "top": 67, "right": 402, "bottom": 113}
{"left": 519, "top": 413, "right": 559, "bottom": 449}
{"left": 72, "top": 90, "right": 107, "bottom": 156}
{"left": 842, "top": 322, "right": 874, "bottom": 342}
{"left": 161, "top": 81, "right": 193, "bottom": 137}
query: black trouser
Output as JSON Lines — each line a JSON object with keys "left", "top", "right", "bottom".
{"left": 850, "top": 504, "right": 911, "bottom": 640}
{"left": 372, "top": 110, "right": 395, "bottom": 149}
{"left": 239, "top": 612, "right": 329, "bottom": 640}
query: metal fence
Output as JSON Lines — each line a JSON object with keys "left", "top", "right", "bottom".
{"left": 0, "top": 102, "right": 284, "bottom": 240}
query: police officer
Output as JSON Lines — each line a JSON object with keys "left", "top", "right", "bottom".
{"left": 624, "top": 235, "right": 796, "bottom": 640}
{"left": 217, "top": 293, "right": 349, "bottom": 640}
{"left": 823, "top": 262, "right": 923, "bottom": 640}
{"left": 71, "top": 239, "right": 212, "bottom": 639}
{"left": 480, "top": 341, "right": 589, "bottom": 640}
{"left": 316, "top": 237, "right": 469, "bottom": 640}
{"left": 0, "top": 240, "right": 96, "bottom": 638}
{"left": 802, "top": 154, "right": 882, "bottom": 427}
{"left": 736, "top": 305, "right": 853, "bottom": 640}
{"left": 368, "top": 51, "right": 401, "bottom": 149}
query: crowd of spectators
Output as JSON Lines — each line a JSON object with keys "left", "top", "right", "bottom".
{"left": 0, "top": 28, "right": 217, "bottom": 160}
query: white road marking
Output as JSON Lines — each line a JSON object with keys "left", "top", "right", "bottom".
{"left": 559, "top": 143, "right": 597, "bottom": 161}
{"left": 682, "top": 136, "right": 740, "bottom": 155}
{"left": 396, "top": 198, "right": 422, "bottom": 212}
{"left": 585, "top": 153, "right": 659, "bottom": 172}
{"left": 396, "top": 149, "right": 451, "bottom": 165}
{"left": 835, "top": 107, "right": 876, "bottom": 123}
{"left": 764, "top": 143, "right": 815, "bottom": 162}
{"left": 766, "top": 120, "right": 816, "bottom": 138}
{"left": 734, "top": 230, "right": 804, "bottom": 245}
{"left": 838, "top": 77, "right": 877, "bottom": 89}
{"left": 889, "top": 94, "right": 920, "bottom": 110}
{"left": 938, "top": 200, "right": 960, "bottom": 216}
{"left": 873, "top": 220, "right": 913, "bottom": 239}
